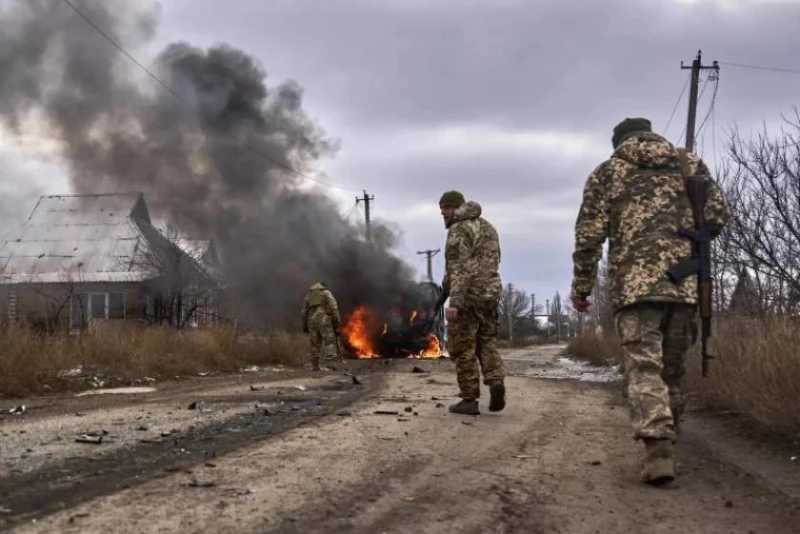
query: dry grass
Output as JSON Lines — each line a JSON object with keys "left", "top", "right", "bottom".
{"left": 566, "top": 330, "right": 623, "bottom": 367}
{"left": 0, "top": 325, "right": 310, "bottom": 398}
{"left": 685, "top": 316, "right": 800, "bottom": 437}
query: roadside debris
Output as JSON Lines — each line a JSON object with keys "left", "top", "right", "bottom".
{"left": 412, "top": 366, "right": 428, "bottom": 374}
{"left": 75, "top": 432, "right": 105, "bottom": 444}
{"left": 344, "top": 373, "right": 362, "bottom": 385}
{"left": 249, "top": 384, "right": 263, "bottom": 392}
{"left": 76, "top": 386, "right": 155, "bottom": 396}
{"left": 374, "top": 410, "right": 400, "bottom": 416}
{"left": 8, "top": 405, "right": 26, "bottom": 416}
{"left": 186, "top": 476, "right": 216, "bottom": 488}
{"left": 294, "top": 385, "right": 307, "bottom": 391}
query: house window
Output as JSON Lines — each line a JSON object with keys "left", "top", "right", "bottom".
{"left": 108, "top": 293, "right": 125, "bottom": 319}
{"left": 90, "top": 293, "right": 106, "bottom": 319}
{"left": 87, "top": 292, "right": 126, "bottom": 320}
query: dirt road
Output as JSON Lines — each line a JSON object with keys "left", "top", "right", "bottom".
{"left": 2, "top": 347, "right": 799, "bottom": 533}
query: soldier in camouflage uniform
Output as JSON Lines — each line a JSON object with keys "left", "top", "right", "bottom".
{"left": 439, "top": 191, "right": 506, "bottom": 416}
{"left": 301, "top": 282, "right": 341, "bottom": 371}
{"left": 570, "top": 118, "right": 730, "bottom": 485}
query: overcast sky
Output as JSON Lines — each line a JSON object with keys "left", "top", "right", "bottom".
{"left": 3, "top": 0, "right": 800, "bottom": 309}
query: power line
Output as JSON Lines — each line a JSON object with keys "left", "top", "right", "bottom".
{"left": 719, "top": 60, "right": 800, "bottom": 75}
{"left": 60, "top": 0, "right": 360, "bottom": 192}
{"left": 663, "top": 72, "right": 690, "bottom": 136}
{"left": 696, "top": 76, "right": 719, "bottom": 140}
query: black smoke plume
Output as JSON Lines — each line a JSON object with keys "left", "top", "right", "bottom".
{"left": 0, "top": 0, "right": 420, "bottom": 328}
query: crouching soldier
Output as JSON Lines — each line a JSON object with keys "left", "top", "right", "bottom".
{"left": 301, "top": 282, "right": 341, "bottom": 371}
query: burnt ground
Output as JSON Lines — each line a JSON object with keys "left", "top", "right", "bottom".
{"left": 0, "top": 366, "right": 384, "bottom": 531}
{"left": 2, "top": 349, "right": 800, "bottom": 533}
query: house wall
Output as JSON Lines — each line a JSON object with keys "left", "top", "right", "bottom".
{"left": 0, "top": 283, "right": 150, "bottom": 331}
{"left": 0, "top": 281, "right": 221, "bottom": 331}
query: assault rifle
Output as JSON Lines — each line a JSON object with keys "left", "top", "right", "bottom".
{"left": 666, "top": 165, "right": 715, "bottom": 377}
{"left": 421, "top": 290, "right": 448, "bottom": 333}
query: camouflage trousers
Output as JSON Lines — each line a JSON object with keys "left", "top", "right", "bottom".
{"left": 448, "top": 299, "right": 505, "bottom": 399}
{"left": 307, "top": 308, "right": 339, "bottom": 363}
{"left": 615, "top": 302, "right": 697, "bottom": 441}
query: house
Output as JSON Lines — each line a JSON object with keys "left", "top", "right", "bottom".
{"left": 0, "top": 193, "right": 223, "bottom": 332}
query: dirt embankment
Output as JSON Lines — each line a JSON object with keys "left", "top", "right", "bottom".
{"left": 1, "top": 349, "right": 799, "bottom": 533}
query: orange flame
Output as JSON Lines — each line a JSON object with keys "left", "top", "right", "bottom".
{"left": 412, "top": 333, "right": 441, "bottom": 359}
{"left": 340, "top": 306, "right": 380, "bottom": 358}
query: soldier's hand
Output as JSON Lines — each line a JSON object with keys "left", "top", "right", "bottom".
{"left": 571, "top": 295, "right": 590, "bottom": 313}
{"left": 445, "top": 307, "right": 458, "bottom": 321}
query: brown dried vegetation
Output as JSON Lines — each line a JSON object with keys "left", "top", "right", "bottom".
{"left": 0, "top": 325, "right": 309, "bottom": 398}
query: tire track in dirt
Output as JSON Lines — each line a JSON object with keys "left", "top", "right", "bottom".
{"left": 0, "top": 373, "right": 381, "bottom": 531}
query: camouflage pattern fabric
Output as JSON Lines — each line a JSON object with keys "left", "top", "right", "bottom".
{"left": 448, "top": 300, "right": 505, "bottom": 399}
{"left": 307, "top": 307, "right": 339, "bottom": 361}
{"left": 616, "top": 302, "right": 697, "bottom": 440}
{"left": 444, "top": 201, "right": 502, "bottom": 309}
{"left": 442, "top": 200, "right": 505, "bottom": 399}
{"left": 571, "top": 131, "right": 731, "bottom": 312}
{"left": 301, "top": 283, "right": 341, "bottom": 363}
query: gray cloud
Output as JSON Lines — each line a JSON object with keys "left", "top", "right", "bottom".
{"left": 4, "top": 0, "right": 800, "bottom": 310}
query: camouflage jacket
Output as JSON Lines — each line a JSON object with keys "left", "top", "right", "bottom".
{"left": 301, "top": 283, "right": 340, "bottom": 328}
{"left": 442, "top": 201, "right": 502, "bottom": 309}
{"left": 571, "top": 132, "right": 731, "bottom": 312}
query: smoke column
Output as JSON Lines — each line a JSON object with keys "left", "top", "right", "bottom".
{"left": 0, "top": 0, "right": 418, "bottom": 328}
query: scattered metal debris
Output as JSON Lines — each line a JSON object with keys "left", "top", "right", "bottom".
{"left": 374, "top": 410, "right": 400, "bottom": 416}
{"left": 186, "top": 477, "right": 216, "bottom": 488}
{"left": 8, "top": 405, "right": 25, "bottom": 416}
{"left": 412, "top": 366, "right": 428, "bottom": 374}
{"left": 75, "top": 433, "right": 104, "bottom": 444}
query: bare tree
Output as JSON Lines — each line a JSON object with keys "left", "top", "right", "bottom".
{"left": 717, "top": 111, "right": 800, "bottom": 315}
{"left": 133, "top": 225, "right": 221, "bottom": 329}
{"left": 498, "top": 283, "right": 530, "bottom": 341}
{"left": 589, "top": 254, "right": 614, "bottom": 333}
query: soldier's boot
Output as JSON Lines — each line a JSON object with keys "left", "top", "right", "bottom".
{"left": 488, "top": 380, "right": 506, "bottom": 412}
{"left": 641, "top": 438, "right": 676, "bottom": 485}
{"left": 311, "top": 357, "right": 321, "bottom": 371}
{"left": 448, "top": 399, "right": 480, "bottom": 415}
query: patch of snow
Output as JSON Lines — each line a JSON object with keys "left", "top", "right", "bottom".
{"left": 524, "top": 356, "right": 621, "bottom": 384}
{"left": 75, "top": 386, "right": 156, "bottom": 396}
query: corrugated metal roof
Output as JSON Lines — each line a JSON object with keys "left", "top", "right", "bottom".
{"left": 0, "top": 193, "right": 161, "bottom": 284}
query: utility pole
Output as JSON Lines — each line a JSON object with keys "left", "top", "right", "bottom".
{"left": 355, "top": 190, "right": 374, "bottom": 242}
{"left": 546, "top": 299, "right": 551, "bottom": 340}
{"left": 681, "top": 50, "right": 719, "bottom": 152}
{"left": 416, "top": 249, "right": 440, "bottom": 282}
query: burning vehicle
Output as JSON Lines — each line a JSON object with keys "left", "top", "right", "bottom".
{"left": 340, "top": 281, "right": 446, "bottom": 359}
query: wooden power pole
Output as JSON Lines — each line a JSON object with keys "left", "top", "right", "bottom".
{"left": 355, "top": 190, "right": 375, "bottom": 242}
{"left": 681, "top": 50, "right": 719, "bottom": 152}
{"left": 416, "top": 249, "right": 440, "bottom": 282}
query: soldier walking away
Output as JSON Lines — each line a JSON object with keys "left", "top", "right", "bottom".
{"left": 301, "top": 282, "right": 341, "bottom": 371}
{"left": 570, "top": 118, "right": 730, "bottom": 485}
{"left": 439, "top": 190, "right": 506, "bottom": 416}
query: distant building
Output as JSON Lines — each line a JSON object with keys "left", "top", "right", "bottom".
{"left": 0, "top": 193, "right": 223, "bottom": 332}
